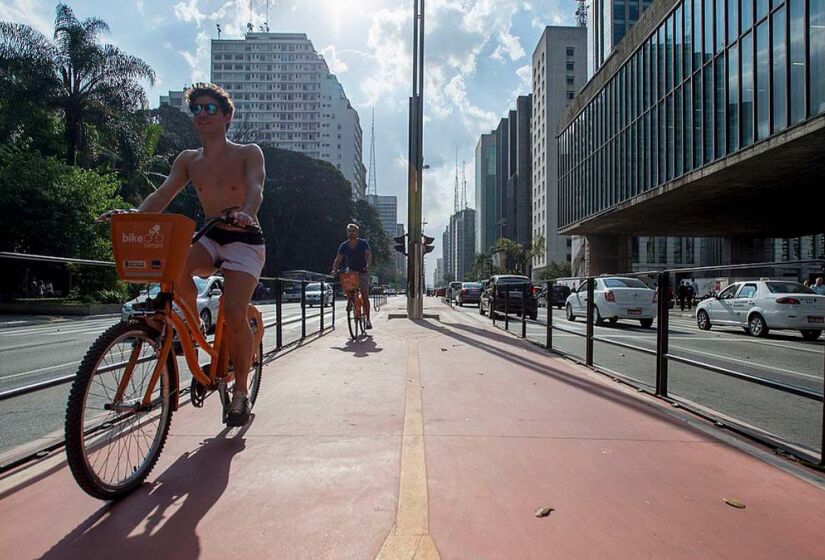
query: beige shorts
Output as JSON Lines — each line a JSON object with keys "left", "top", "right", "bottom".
{"left": 198, "top": 237, "right": 266, "bottom": 280}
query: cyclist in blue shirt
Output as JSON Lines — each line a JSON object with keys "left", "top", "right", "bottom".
{"left": 331, "top": 223, "right": 373, "bottom": 329}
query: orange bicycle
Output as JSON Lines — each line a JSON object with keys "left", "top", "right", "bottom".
{"left": 340, "top": 271, "right": 367, "bottom": 340}
{"left": 65, "top": 212, "right": 264, "bottom": 500}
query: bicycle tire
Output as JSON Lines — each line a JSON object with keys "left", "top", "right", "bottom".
{"left": 248, "top": 340, "right": 263, "bottom": 407}
{"left": 346, "top": 302, "right": 357, "bottom": 340}
{"left": 65, "top": 321, "right": 174, "bottom": 500}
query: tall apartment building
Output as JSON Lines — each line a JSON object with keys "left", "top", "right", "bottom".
{"left": 210, "top": 32, "right": 366, "bottom": 199}
{"left": 158, "top": 89, "right": 188, "bottom": 112}
{"left": 588, "top": 0, "right": 652, "bottom": 77}
{"left": 532, "top": 27, "right": 587, "bottom": 277}
{"left": 367, "top": 194, "right": 397, "bottom": 234}
{"left": 442, "top": 225, "right": 452, "bottom": 281}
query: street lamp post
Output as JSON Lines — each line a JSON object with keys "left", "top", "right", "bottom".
{"left": 407, "top": 0, "right": 425, "bottom": 319}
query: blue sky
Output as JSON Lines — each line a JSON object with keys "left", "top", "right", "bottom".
{"left": 1, "top": 0, "right": 575, "bottom": 276}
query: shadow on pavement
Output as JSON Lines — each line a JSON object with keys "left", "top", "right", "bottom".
{"left": 332, "top": 336, "right": 384, "bottom": 358}
{"left": 417, "top": 316, "right": 723, "bottom": 435}
{"left": 38, "top": 419, "right": 254, "bottom": 560}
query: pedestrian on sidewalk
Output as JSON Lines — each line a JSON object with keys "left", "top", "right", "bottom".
{"left": 677, "top": 281, "right": 688, "bottom": 311}
{"left": 690, "top": 279, "right": 699, "bottom": 307}
{"left": 814, "top": 277, "right": 825, "bottom": 295}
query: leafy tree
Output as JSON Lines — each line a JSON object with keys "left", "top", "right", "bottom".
{"left": 0, "top": 3, "right": 155, "bottom": 166}
{"left": 465, "top": 252, "right": 497, "bottom": 281}
{"left": 256, "top": 146, "right": 355, "bottom": 274}
{"left": 535, "top": 261, "right": 572, "bottom": 281}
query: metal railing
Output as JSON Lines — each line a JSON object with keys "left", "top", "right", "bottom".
{"left": 0, "top": 251, "right": 339, "bottom": 471}
{"left": 477, "top": 260, "right": 825, "bottom": 467}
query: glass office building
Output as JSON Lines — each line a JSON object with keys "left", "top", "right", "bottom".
{"left": 559, "top": 0, "right": 825, "bottom": 229}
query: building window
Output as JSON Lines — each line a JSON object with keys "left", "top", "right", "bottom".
{"left": 566, "top": 61, "right": 575, "bottom": 71}
{"left": 566, "top": 47, "right": 575, "bottom": 57}
{"left": 567, "top": 90, "right": 575, "bottom": 99}
{"left": 566, "top": 75, "right": 575, "bottom": 85}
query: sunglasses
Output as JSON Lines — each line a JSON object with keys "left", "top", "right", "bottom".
{"left": 189, "top": 102, "right": 219, "bottom": 116}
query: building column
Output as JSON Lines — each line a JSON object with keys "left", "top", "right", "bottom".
{"left": 584, "top": 235, "right": 633, "bottom": 276}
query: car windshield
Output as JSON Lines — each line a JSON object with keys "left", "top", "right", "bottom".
{"left": 766, "top": 281, "right": 815, "bottom": 294}
{"left": 497, "top": 277, "right": 529, "bottom": 284}
{"left": 462, "top": 283, "right": 482, "bottom": 288}
{"left": 306, "top": 283, "right": 323, "bottom": 291}
{"left": 194, "top": 277, "right": 209, "bottom": 291}
{"left": 603, "top": 278, "right": 649, "bottom": 288}
{"left": 145, "top": 285, "right": 161, "bottom": 297}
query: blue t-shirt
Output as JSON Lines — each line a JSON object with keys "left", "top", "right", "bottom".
{"left": 338, "top": 238, "right": 371, "bottom": 272}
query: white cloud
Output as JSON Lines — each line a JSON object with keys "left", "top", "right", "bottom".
{"left": 491, "top": 29, "right": 526, "bottom": 61}
{"left": 172, "top": 0, "right": 206, "bottom": 25}
{"left": 320, "top": 45, "right": 349, "bottom": 74}
{"left": 0, "top": 0, "right": 55, "bottom": 35}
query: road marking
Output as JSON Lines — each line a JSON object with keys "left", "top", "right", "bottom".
{"left": 669, "top": 344, "right": 823, "bottom": 380}
{"left": 0, "top": 360, "right": 81, "bottom": 381}
{"left": 376, "top": 340, "right": 440, "bottom": 560}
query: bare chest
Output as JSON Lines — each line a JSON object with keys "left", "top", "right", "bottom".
{"left": 188, "top": 156, "right": 245, "bottom": 202}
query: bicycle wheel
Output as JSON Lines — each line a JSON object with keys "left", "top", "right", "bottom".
{"left": 65, "top": 321, "right": 175, "bottom": 500}
{"left": 346, "top": 299, "right": 358, "bottom": 340}
{"left": 247, "top": 340, "right": 263, "bottom": 407}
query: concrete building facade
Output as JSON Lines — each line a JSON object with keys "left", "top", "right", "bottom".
{"left": 531, "top": 26, "right": 587, "bottom": 276}
{"left": 559, "top": 0, "right": 825, "bottom": 274}
{"left": 449, "top": 208, "right": 477, "bottom": 282}
{"left": 588, "top": 0, "right": 653, "bottom": 77}
{"left": 210, "top": 32, "right": 365, "bottom": 199}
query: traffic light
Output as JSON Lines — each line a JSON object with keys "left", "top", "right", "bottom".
{"left": 422, "top": 234, "right": 435, "bottom": 255}
{"left": 393, "top": 234, "right": 407, "bottom": 256}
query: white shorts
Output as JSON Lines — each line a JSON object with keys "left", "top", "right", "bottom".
{"left": 198, "top": 237, "right": 266, "bottom": 280}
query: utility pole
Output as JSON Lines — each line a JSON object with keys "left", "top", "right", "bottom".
{"left": 407, "top": 0, "right": 425, "bottom": 319}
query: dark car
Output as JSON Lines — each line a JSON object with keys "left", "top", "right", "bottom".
{"left": 456, "top": 282, "right": 483, "bottom": 306}
{"left": 539, "top": 284, "right": 571, "bottom": 309}
{"left": 479, "top": 275, "right": 538, "bottom": 320}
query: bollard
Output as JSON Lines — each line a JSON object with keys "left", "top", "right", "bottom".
{"left": 586, "top": 277, "right": 594, "bottom": 366}
{"left": 320, "top": 281, "right": 325, "bottom": 331}
{"left": 655, "top": 272, "right": 670, "bottom": 397}
{"left": 505, "top": 289, "right": 510, "bottom": 331}
{"left": 275, "top": 279, "right": 283, "bottom": 350}
{"left": 545, "top": 280, "right": 552, "bottom": 350}
{"left": 301, "top": 280, "right": 307, "bottom": 339}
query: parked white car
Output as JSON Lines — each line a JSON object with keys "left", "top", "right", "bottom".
{"left": 695, "top": 280, "right": 825, "bottom": 340}
{"left": 121, "top": 275, "right": 224, "bottom": 332}
{"left": 565, "top": 276, "right": 657, "bottom": 328}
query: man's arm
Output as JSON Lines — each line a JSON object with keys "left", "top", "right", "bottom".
{"left": 139, "top": 151, "right": 192, "bottom": 212}
{"left": 234, "top": 144, "right": 265, "bottom": 227}
{"left": 364, "top": 249, "right": 373, "bottom": 272}
{"left": 332, "top": 254, "right": 343, "bottom": 274}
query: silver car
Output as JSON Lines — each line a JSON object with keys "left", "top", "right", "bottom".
{"left": 305, "top": 282, "right": 333, "bottom": 306}
{"left": 121, "top": 275, "right": 224, "bottom": 332}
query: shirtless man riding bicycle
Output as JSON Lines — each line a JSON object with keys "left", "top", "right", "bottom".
{"left": 104, "top": 82, "right": 265, "bottom": 426}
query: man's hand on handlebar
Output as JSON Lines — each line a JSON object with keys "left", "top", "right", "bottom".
{"left": 227, "top": 208, "right": 257, "bottom": 229}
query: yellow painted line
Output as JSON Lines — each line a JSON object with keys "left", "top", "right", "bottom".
{"left": 376, "top": 340, "right": 440, "bottom": 560}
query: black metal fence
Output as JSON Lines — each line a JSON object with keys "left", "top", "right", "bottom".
{"left": 0, "top": 252, "right": 339, "bottom": 471}
{"left": 481, "top": 260, "right": 825, "bottom": 468}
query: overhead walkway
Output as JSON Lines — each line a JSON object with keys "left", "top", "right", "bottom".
{"left": 1, "top": 297, "right": 824, "bottom": 559}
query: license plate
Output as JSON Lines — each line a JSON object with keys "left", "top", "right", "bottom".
{"left": 808, "top": 316, "right": 824, "bottom": 324}
{"left": 627, "top": 309, "right": 641, "bottom": 315}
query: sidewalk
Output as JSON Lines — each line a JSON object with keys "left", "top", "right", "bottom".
{"left": 1, "top": 297, "right": 824, "bottom": 559}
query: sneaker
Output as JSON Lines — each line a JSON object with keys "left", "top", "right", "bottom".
{"left": 366, "top": 319, "right": 373, "bottom": 330}
{"left": 226, "top": 391, "right": 251, "bottom": 427}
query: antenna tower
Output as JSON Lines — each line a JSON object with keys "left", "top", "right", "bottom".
{"left": 575, "top": 0, "right": 588, "bottom": 27}
{"left": 453, "top": 149, "right": 459, "bottom": 214}
{"left": 461, "top": 160, "right": 468, "bottom": 209}
{"left": 368, "top": 108, "right": 377, "bottom": 197}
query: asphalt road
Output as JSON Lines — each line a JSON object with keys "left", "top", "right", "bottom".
{"left": 0, "top": 300, "right": 348, "bottom": 459}
{"left": 447, "top": 300, "right": 824, "bottom": 457}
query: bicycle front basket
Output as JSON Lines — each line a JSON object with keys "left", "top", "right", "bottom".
{"left": 340, "top": 272, "right": 360, "bottom": 292}
{"left": 111, "top": 213, "right": 196, "bottom": 283}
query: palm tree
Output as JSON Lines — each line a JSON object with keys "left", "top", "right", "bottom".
{"left": 0, "top": 3, "right": 155, "bottom": 166}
